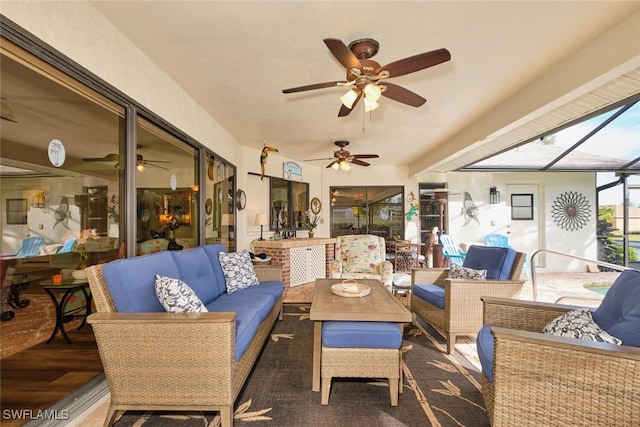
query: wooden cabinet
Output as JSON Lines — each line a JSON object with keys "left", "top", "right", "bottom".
{"left": 289, "top": 245, "right": 325, "bottom": 287}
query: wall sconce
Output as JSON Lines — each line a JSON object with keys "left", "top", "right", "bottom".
{"left": 490, "top": 186, "right": 501, "bottom": 204}
{"left": 255, "top": 213, "right": 269, "bottom": 240}
{"left": 32, "top": 190, "right": 47, "bottom": 208}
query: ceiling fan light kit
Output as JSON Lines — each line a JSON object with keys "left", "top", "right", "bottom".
{"left": 283, "top": 37, "right": 450, "bottom": 117}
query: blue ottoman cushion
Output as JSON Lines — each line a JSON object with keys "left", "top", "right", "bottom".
{"left": 413, "top": 284, "right": 446, "bottom": 309}
{"left": 322, "top": 321, "right": 402, "bottom": 349}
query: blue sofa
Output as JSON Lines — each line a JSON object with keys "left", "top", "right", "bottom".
{"left": 86, "top": 244, "right": 284, "bottom": 427}
{"left": 477, "top": 269, "right": 640, "bottom": 425}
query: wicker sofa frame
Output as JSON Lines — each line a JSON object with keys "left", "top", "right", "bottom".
{"left": 481, "top": 296, "right": 640, "bottom": 426}
{"left": 86, "top": 262, "right": 283, "bottom": 427}
{"left": 410, "top": 251, "right": 525, "bottom": 354}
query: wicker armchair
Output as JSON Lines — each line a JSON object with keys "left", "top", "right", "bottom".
{"left": 411, "top": 247, "right": 525, "bottom": 353}
{"left": 480, "top": 296, "right": 640, "bottom": 426}
{"left": 86, "top": 262, "right": 283, "bottom": 427}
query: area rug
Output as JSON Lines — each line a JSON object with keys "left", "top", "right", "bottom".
{"left": 112, "top": 304, "right": 489, "bottom": 426}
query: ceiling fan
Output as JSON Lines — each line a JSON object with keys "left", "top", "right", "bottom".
{"left": 305, "top": 140, "right": 379, "bottom": 171}
{"left": 282, "top": 38, "right": 451, "bottom": 116}
{"left": 82, "top": 153, "right": 171, "bottom": 171}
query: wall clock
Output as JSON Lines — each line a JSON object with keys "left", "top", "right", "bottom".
{"left": 236, "top": 189, "right": 246, "bottom": 210}
{"left": 310, "top": 197, "right": 321, "bottom": 214}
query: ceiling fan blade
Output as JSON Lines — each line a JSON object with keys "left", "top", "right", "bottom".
{"left": 338, "top": 92, "right": 362, "bottom": 117}
{"left": 143, "top": 159, "right": 172, "bottom": 164}
{"left": 282, "top": 81, "right": 346, "bottom": 93}
{"left": 350, "top": 159, "right": 371, "bottom": 167}
{"left": 326, "top": 160, "right": 339, "bottom": 169}
{"left": 352, "top": 154, "right": 380, "bottom": 159}
{"left": 304, "top": 157, "right": 334, "bottom": 162}
{"left": 377, "top": 48, "right": 451, "bottom": 78}
{"left": 82, "top": 153, "right": 120, "bottom": 162}
{"left": 323, "top": 38, "right": 362, "bottom": 70}
{"left": 381, "top": 82, "right": 427, "bottom": 107}
{"left": 145, "top": 162, "right": 169, "bottom": 171}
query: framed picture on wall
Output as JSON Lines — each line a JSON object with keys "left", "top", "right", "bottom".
{"left": 6, "top": 198, "right": 28, "bottom": 224}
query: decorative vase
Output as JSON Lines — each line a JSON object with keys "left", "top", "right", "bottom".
{"left": 308, "top": 231, "right": 314, "bottom": 238}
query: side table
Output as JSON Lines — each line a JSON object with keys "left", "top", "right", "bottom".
{"left": 40, "top": 279, "right": 92, "bottom": 344}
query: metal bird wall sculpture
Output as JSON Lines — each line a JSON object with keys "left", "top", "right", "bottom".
{"left": 260, "top": 145, "right": 279, "bottom": 180}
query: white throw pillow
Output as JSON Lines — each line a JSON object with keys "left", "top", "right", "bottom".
{"left": 155, "top": 274, "right": 208, "bottom": 313}
{"left": 448, "top": 264, "right": 487, "bottom": 280}
{"left": 218, "top": 250, "right": 260, "bottom": 294}
{"left": 543, "top": 308, "right": 622, "bottom": 345}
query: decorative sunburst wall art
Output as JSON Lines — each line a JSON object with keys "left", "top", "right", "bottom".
{"left": 551, "top": 191, "right": 591, "bottom": 231}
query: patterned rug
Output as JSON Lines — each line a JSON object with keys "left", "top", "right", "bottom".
{"left": 113, "top": 304, "right": 489, "bottom": 426}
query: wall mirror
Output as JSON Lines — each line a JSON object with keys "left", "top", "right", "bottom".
{"left": 270, "top": 178, "right": 309, "bottom": 230}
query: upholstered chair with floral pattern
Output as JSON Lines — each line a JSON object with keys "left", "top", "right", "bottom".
{"left": 330, "top": 235, "right": 393, "bottom": 290}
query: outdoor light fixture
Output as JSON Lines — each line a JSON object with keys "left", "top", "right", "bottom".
{"left": 490, "top": 186, "right": 501, "bottom": 204}
{"left": 136, "top": 163, "right": 146, "bottom": 173}
{"left": 255, "top": 213, "right": 269, "bottom": 240}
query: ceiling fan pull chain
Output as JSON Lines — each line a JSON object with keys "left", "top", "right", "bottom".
{"left": 362, "top": 105, "right": 366, "bottom": 133}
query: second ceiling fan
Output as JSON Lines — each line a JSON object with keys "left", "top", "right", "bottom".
{"left": 305, "top": 140, "right": 379, "bottom": 171}
{"left": 283, "top": 38, "right": 451, "bottom": 116}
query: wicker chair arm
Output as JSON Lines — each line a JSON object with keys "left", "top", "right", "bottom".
{"left": 488, "top": 326, "right": 640, "bottom": 425}
{"left": 254, "top": 264, "right": 283, "bottom": 282}
{"left": 482, "top": 296, "right": 583, "bottom": 332}
{"left": 411, "top": 268, "right": 449, "bottom": 286}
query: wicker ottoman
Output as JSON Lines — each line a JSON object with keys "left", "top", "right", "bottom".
{"left": 321, "top": 321, "right": 403, "bottom": 406}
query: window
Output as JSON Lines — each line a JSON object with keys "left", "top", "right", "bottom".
{"left": 330, "top": 186, "right": 403, "bottom": 239}
{"left": 511, "top": 194, "right": 534, "bottom": 220}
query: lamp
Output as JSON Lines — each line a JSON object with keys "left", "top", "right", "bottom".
{"left": 340, "top": 88, "right": 360, "bottom": 109}
{"left": 489, "top": 186, "right": 500, "bottom": 204}
{"left": 136, "top": 163, "right": 146, "bottom": 172}
{"left": 255, "top": 213, "right": 268, "bottom": 240}
{"left": 363, "top": 99, "right": 379, "bottom": 112}
{"left": 340, "top": 161, "right": 351, "bottom": 171}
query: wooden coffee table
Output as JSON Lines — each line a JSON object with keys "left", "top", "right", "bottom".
{"left": 309, "top": 278, "right": 412, "bottom": 392}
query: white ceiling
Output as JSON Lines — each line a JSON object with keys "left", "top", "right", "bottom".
{"left": 82, "top": 1, "right": 640, "bottom": 174}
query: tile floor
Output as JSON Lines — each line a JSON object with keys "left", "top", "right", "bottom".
{"left": 73, "top": 270, "right": 620, "bottom": 425}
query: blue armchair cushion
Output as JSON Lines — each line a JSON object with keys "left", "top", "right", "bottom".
{"left": 322, "top": 321, "right": 402, "bottom": 349}
{"left": 592, "top": 269, "right": 640, "bottom": 347}
{"left": 463, "top": 246, "right": 517, "bottom": 280}
{"left": 448, "top": 264, "right": 487, "bottom": 280}
{"left": 477, "top": 324, "right": 494, "bottom": 382}
{"left": 155, "top": 274, "right": 208, "bottom": 313}
{"left": 413, "top": 284, "right": 445, "bottom": 309}
{"left": 218, "top": 250, "right": 260, "bottom": 294}
{"left": 543, "top": 308, "right": 622, "bottom": 345}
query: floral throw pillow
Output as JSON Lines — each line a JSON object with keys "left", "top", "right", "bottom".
{"left": 155, "top": 274, "right": 208, "bottom": 313}
{"left": 543, "top": 308, "right": 622, "bottom": 345}
{"left": 448, "top": 264, "right": 487, "bottom": 280}
{"left": 218, "top": 250, "right": 260, "bottom": 294}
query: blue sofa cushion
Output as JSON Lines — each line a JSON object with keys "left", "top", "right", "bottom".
{"left": 206, "top": 302, "right": 261, "bottom": 361}
{"left": 463, "top": 246, "right": 517, "bottom": 280}
{"left": 218, "top": 250, "right": 260, "bottom": 294}
{"left": 202, "top": 244, "right": 232, "bottom": 298}
{"left": 592, "top": 269, "right": 640, "bottom": 347}
{"left": 322, "top": 321, "right": 402, "bottom": 349}
{"left": 171, "top": 247, "right": 223, "bottom": 306}
{"left": 154, "top": 274, "right": 208, "bottom": 313}
{"left": 209, "top": 291, "right": 274, "bottom": 323}
{"left": 476, "top": 324, "right": 494, "bottom": 382}
{"left": 102, "top": 251, "right": 179, "bottom": 312}
{"left": 231, "top": 280, "right": 284, "bottom": 302}
{"left": 413, "top": 284, "right": 446, "bottom": 309}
